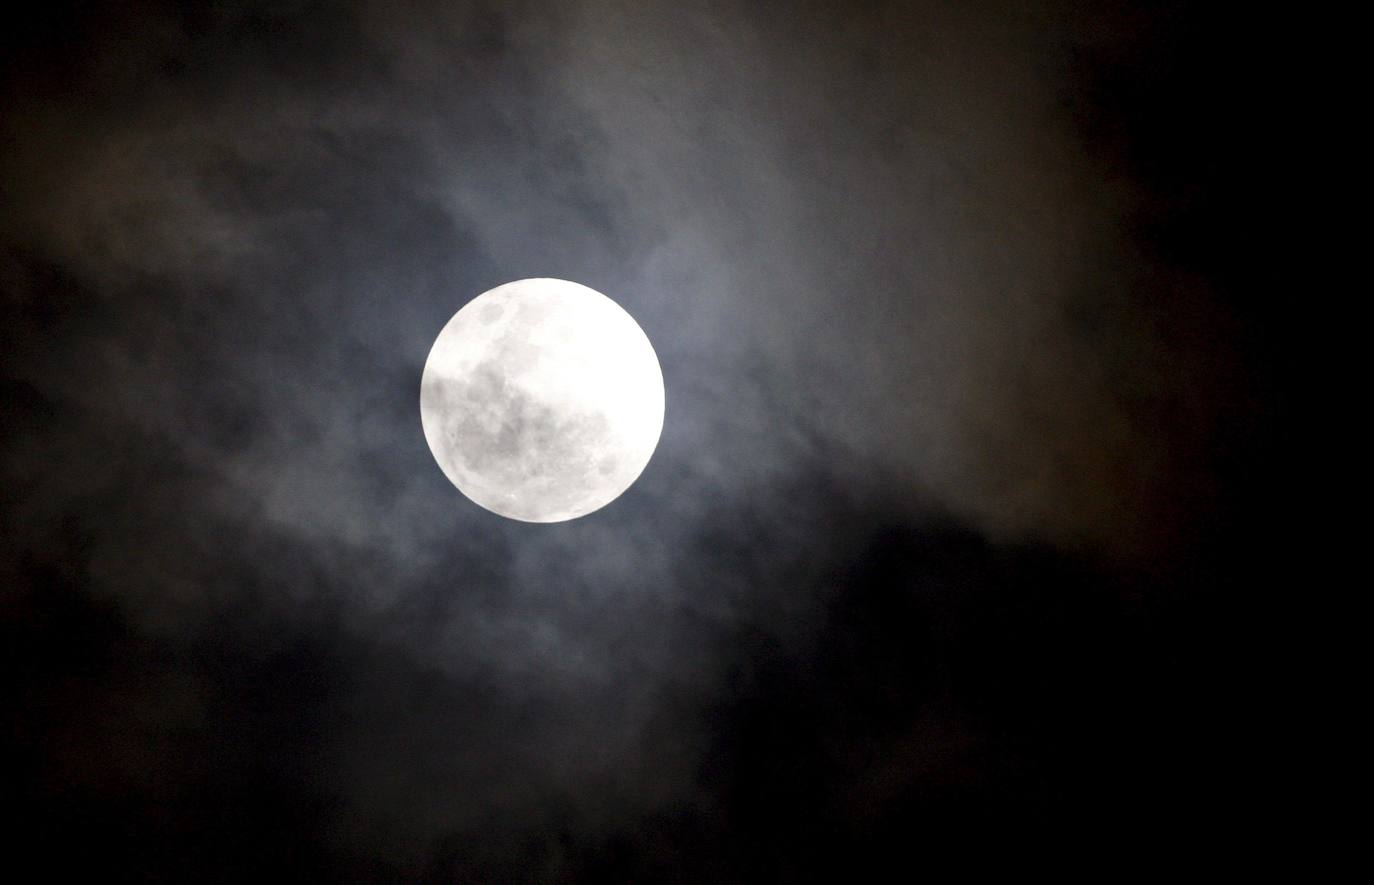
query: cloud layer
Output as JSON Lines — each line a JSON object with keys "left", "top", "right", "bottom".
{"left": 2, "top": 1, "right": 1266, "bottom": 878}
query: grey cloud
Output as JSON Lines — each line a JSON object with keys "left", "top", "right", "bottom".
{"left": 2, "top": 1, "right": 1265, "bottom": 878}
{"left": 5, "top": 1, "right": 1230, "bottom": 561}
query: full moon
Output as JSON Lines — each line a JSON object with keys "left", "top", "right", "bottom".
{"left": 420, "top": 278, "right": 665, "bottom": 522}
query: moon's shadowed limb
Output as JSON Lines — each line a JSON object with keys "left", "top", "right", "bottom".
{"left": 424, "top": 362, "right": 619, "bottom": 521}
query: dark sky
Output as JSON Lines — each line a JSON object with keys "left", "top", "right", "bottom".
{"left": 2, "top": 1, "right": 1287, "bottom": 880}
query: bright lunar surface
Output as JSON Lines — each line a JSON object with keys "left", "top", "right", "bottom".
{"left": 420, "top": 278, "right": 666, "bottom": 522}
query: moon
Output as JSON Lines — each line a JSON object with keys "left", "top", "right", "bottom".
{"left": 420, "top": 278, "right": 665, "bottom": 522}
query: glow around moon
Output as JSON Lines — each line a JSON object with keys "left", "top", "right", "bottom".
{"left": 420, "top": 279, "right": 665, "bottom": 522}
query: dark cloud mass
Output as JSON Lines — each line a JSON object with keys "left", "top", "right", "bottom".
{"left": 3, "top": 1, "right": 1286, "bottom": 880}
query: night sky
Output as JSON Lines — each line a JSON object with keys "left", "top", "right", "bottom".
{"left": 3, "top": 1, "right": 1287, "bottom": 880}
